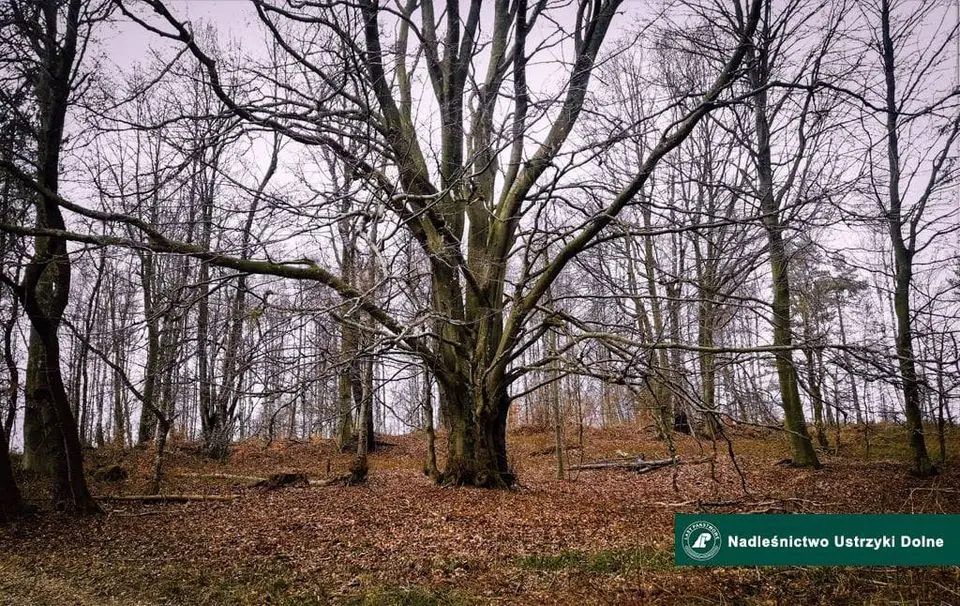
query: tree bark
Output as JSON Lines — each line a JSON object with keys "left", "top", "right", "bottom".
{"left": 437, "top": 369, "right": 514, "bottom": 488}
{"left": 0, "top": 421, "right": 22, "bottom": 523}
{"left": 21, "top": 330, "right": 49, "bottom": 473}
{"left": 2, "top": 295, "right": 19, "bottom": 443}
{"left": 422, "top": 365, "right": 438, "bottom": 480}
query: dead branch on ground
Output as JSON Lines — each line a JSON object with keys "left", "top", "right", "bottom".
{"left": 98, "top": 494, "right": 236, "bottom": 503}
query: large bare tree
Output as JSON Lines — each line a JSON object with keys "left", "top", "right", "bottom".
{"left": 102, "top": 0, "right": 762, "bottom": 486}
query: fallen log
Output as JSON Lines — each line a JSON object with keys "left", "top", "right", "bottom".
{"left": 177, "top": 473, "right": 267, "bottom": 484}
{"left": 253, "top": 472, "right": 310, "bottom": 489}
{"left": 309, "top": 473, "right": 352, "bottom": 487}
{"left": 653, "top": 497, "right": 840, "bottom": 511}
{"left": 530, "top": 444, "right": 583, "bottom": 456}
{"left": 98, "top": 494, "right": 236, "bottom": 503}
{"left": 570, "top": 457, "right": 678, "bottom": 472}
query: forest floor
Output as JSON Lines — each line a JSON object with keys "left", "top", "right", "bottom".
{"left": 2, "top": 422, "right": 960, "bottom": 605}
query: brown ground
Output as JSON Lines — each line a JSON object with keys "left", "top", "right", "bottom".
{"left": 2, "top": 423, "right": 959, "bottom": 605}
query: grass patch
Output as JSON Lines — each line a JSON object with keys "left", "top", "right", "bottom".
{"left": 517, "top": 547, "right": 673, "bottom": 574}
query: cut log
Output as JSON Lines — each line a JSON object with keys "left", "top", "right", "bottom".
{"left": 570, "top": 457, "right": 678, "bottom": 472}
{"left": 98, "top": 494, "right": 236, "bottom": 503}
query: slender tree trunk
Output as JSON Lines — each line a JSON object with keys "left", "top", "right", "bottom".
{"left": 149, "top": 417, "right": 170, "bottom": 495}
{"left": 2, "top": 297, "right": 19, "bottom": 443}
{"left": 549, "top": 327, "right": 565, "bottom": 480}
{"left": 0, "top": 424, "right": 22, "bottom": 523}
{"left": 804, "top": 347, "right": 828, "bottom": 449}
{"left": 362, "top": 355, "right": 375, "bottom": 451}
{"left": 836, "top": 298, "right": 862, "bottom": 424}
{"left": 800, "top": 308, "right": 828, "bottom": 449}
{"left": 819, "top": 350, "right": 836, "bottom": 428}
{"left": 349, "top": 379, "right": 369, "bottom": 484}
{"left": 879, "top": 0, "right": 934, "bottom": 476}
{"left": 936, "top": 355, "right": 947, "bottom": 465}
{"left": 698, "top": 296, "right": 719, "bottom": 436}
{"left": 137, "top": 251, "right": 160, "bottom": 445}
{"left": 641, "top": 206, "right": 674, "bottom": 431}
{"left": 336, "top": 345, "right": 355, "bottom": 451}
{"left": 749, "top": 40, "right": 820, "bottom": 469}
{"left": 422, "top": 365, "right": 438, "bottom": 479}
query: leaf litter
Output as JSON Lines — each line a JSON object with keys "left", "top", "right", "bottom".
{"left": 1, "top": 424, "right": 959, "bottom": 605}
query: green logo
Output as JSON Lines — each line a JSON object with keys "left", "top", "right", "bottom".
{"left": 682, "top": 520, "right": 722, "bottom": 561}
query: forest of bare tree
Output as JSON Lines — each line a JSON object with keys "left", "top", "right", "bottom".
{"left": 1, "top": 0, "right": 959, "bottom": 603}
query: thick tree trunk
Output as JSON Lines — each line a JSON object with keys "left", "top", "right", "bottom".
{"left": 437, "top": 373, "right": 514, "bottom": 488}
{"left": 21, "top": 330, "right": 49, "bottom": 473}
{"left": 25, "top": 311, "right": 99, "bottom": 513}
